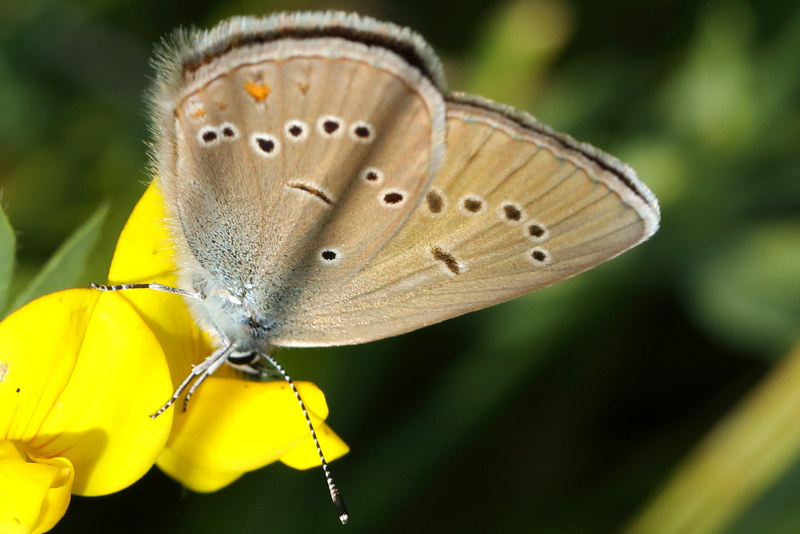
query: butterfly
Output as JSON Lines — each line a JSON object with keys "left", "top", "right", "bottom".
{"left": 95, "top": 11, "right": 659, "bottom": 521}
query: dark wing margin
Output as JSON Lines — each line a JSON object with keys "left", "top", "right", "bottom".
{"left": 446, "top": 91, "right": 660, "bottom": 242}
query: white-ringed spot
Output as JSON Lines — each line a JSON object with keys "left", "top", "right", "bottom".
{"left": 251, "top": 133, "right": 280, "bottom": 157}
{"left": 348, "top": 121, "right": 374, "bottom": 143}
{"left": 319, "top": 248, "right": 341, "bottom": 265}
{"left": 360, "top": 167, "right": 383, "bottom": 185}
{"left": 284, "top": 120, "right": 309, "bottom": 142}
{"left": 498, "top": 201, "right": 525, "bottom": 224}
{"left": 379, "top": 189, "right": 407, "bottom": 208}
{"left": 198, "top": 126, "right": 220, "bottom": 146}
{"left": 317, "top": 115, "right": 345, "bottom": 138}
{"left": 458, "top": 194, "right": 486, "bottom": 216}
{"left": 527, "top": 247, "right": 552, "bottom": 266}
{"left": 524, "top": 220, "right": 549, "bottom": 242}
{"left": 219, "top": 122, "right": 240, "bottom": 140}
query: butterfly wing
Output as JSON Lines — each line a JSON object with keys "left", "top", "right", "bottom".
{"left": 274, "top": 93, "right": 660, "bottom": 346}
{"left": 151, "top": 14, "right": 449, "bottom": 337}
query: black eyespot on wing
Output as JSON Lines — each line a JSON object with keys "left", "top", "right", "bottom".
{"left": 221, "top": 124, "right": 238, "bottom": 138}
{"left": 383, "top": 191, "right": 404, "bottom": 205}
{"left": 529, "top": 224, "right": 545, "bottom": 238}
{"left": 463, "top": 197, "right": 483, "bottom": 213}
{"left": 251, "top": 133, "right": 280, "bottom": 156}
{"left": 258, "top": 138, "right": 275, "bottom": 152}
{"left": 324, "top": 120, "right": 339, "bottom": 134}
{"left": 426, "top": 190, "right": 444, "bottom": 213}
{"left": 502, "top": 204, "right": 522, "bottom": 221}
{"left": 200, "top": 128, "right": 218, "bottom": 143}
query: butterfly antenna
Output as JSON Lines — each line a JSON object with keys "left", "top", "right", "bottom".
{"left": 261, "top": 354, "right": 349, "bottom": 525}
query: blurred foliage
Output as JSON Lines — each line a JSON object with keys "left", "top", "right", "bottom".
{"left": 0, "top": 0, "right": 798, "bottom": 532}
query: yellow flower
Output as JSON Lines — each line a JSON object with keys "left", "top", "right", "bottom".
{"left": 0, "top": 288, "right": 174, "bottom": 533}
{"left": 106, "top": 183, "right": 349, "bottom": 492}
{"left": 0, "top": 183, "right": 347, "bottom": 532}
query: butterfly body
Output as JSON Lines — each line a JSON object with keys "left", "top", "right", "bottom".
{"left": 149, "top": 11, "right": 659, "bottom": 357}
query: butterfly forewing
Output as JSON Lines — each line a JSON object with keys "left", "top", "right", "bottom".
{"left": 275, "top": 96, "right": 659, "bottom": 346}
{"left": 154, "top": 24, "right": 446, "bottom": 328}
{"left": 149, "top": 12, "right": 658, "bottom": 351}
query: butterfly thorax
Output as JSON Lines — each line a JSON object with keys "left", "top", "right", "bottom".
{"left": 185, "top": 268, "right": 279, "bottom": 353}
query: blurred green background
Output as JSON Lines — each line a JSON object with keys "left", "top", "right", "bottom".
{"left": 1, "top": 0, "right": 799, "bottom": 532}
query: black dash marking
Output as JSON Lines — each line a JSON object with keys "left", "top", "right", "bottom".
{"left": 288, "top": 182, "right": 333, "bottom": 205}
{"left": 531, "top": 249, "right": 547, "bottom": 262}
{"left": 321, "top": 249, "right": 337, "bottom": 261}
{"left": 431, "top": 246, "right": 462, "bottom": 275}
{"left": 201, "top": 130, "right": 218, "bottom": 142}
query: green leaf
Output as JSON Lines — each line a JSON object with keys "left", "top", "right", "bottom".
{"left": 9, "top": 204, "right": 108, "bottom": 313}
{"left": 0, "top": 202, "right": 15, "bottom": 313}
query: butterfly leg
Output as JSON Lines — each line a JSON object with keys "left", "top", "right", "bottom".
{"left": 149, "top": 343, "right": 236, "bottom": 418}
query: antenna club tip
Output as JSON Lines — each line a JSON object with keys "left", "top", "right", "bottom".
{"left": 333, "top": 495, "right": 348, "bottom": 525}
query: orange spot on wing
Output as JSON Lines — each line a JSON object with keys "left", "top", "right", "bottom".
{"left": 187, "top": 105, "right": 206, "bottom": 118}
{"left": 296, "top": 81, "right": 309, "bottom": 94}
{"left": 244, "top": 81, "right": 271, "bottom": 102}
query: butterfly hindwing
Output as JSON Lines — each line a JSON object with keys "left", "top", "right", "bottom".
{"left": 275, "top": 94, "right": 659, "bottom": 346}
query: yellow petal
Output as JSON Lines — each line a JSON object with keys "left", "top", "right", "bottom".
{"left": 106, "top": 183, "right": 211, "bottom": 378}
{"left": 279, "top": 423, "right": 349, "bottom": 470}
{"left": 114, "top": 185, "right": 349, "bottom": 490}
{"left": 0, "top": 440, "right": 73, "bottom": 534}
{"left": 0, "top": 289, "right": 173, "bottom": 496}
{"left": 157, "top": 378, "right": 345, "bottom": 491}
{"left": 105, "top": 182, "right": 241, "bottom": 389}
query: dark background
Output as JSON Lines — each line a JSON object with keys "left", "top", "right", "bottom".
{"left": 2, "top": 0, "right": 799, "bottom": 532}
